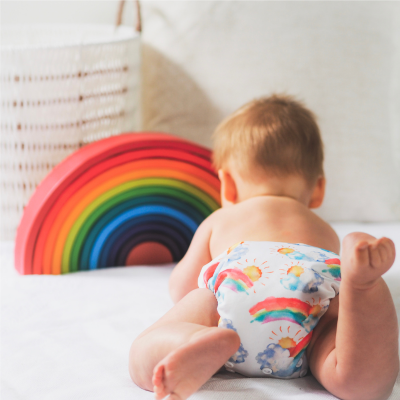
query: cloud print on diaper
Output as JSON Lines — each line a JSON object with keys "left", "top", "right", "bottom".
{"left": 278, "top": 248, "right": 314, "bottom": 262}
{"left": 280, "top": 265, "right": 324, "bottom": 293}
{"left": 279, "top": 247, "right": 341, "bottom": 266}
{"left": 256, "top": 344, "right": 293, "bottom": 376}
{"left": 227, "top": 242, "right": 249, "bottom": 262}
{"left": 255, "top": 342, "right": 307, "bottom": 378}
{"left": 255, "top": 329, "right": 313, "bottom": 377}
{"left": 219, "top": 319, "right": 248, "bottom": 363}
{"left": 292, "top": 244, "right": 339, "bottom": 260}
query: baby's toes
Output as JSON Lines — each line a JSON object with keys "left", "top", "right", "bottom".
{"left": 370, "top": 238, "right": 395, "bottom": 271}
{"left": 154, "top": 385, "right": 168, "bottom": 400}
{"left": 379, "top": 238, "right": 395, "bottom": 265}
{"left": 369, "top": 241, "right": 382, "bottom": 268}
{"left": 153, "top": 364, "right": 168, "bottom": 400}
{"left": 354, "top": 241, "right": 370, "bottom": 266}
{"left": 168, "top": 395, "right": 183, "bottom": 400}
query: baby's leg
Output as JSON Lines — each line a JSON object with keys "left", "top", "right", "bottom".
{"left": 309, "top": 233, "right": 399, "bottom": 400}
{"left": 129, "top": 288, "right": 240, "bottom": 400}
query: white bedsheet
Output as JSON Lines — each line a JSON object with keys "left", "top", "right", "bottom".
{"left": 1, "top": 223, "right": 400, "bottom": 400}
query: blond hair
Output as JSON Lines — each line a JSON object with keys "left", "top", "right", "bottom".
{"left": 212, "top": 94, "right": 324, "bottom": 185}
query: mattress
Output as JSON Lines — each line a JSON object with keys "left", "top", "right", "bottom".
{"left": 1, "top": 222, "right": 400, "bottom": 400}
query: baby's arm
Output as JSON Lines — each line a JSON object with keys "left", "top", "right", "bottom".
{"left": 307, "top": 233, "right": 399, "bottom": 400}
{"left": 169, "top": 213, "right": 216, "bottom": 303}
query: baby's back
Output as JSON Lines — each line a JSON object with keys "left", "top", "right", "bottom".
{"left": 209, "top": 196, "right": 340, "bottom": 258}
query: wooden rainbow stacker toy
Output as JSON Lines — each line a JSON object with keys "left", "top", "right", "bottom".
{"left": 15, "top": 133, "right": 221, "bottom": 274}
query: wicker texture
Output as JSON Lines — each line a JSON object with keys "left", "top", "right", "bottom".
{"left": 1, "top": 25, "right": 141, "bottom": 240}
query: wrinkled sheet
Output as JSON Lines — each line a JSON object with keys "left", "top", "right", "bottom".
{"left": 1, "top": 222, "right": 400, "bottom": 400}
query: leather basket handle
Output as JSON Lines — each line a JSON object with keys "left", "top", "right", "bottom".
{"left": 116, "top": 0, "right": 142, "bottom": 33}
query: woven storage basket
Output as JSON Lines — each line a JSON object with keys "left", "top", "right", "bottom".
{"left": 1, "top": 24, "right": 141, "bottom": 240}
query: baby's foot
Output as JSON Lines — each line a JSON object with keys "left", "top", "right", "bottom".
{"left": 342, "top": 232, "right": 396, "bottom": 289}
{"left": 152, "top": 327, "right": 240, "bottom": 400}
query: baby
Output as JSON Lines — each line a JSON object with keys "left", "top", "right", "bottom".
{"left": 129, "top": 95, "right": 399, "bottom": 400}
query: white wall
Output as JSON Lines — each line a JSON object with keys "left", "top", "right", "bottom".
{"left": 2, "top": 1, "right": 400, "bottom": 222}
{"left": 1, "top": 0, "right": 136, "bottom": 27}
{"left": 139, "top": 1, "right": 400, "bottom": 222}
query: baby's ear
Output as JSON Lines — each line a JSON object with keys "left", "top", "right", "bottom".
{"left": 218, "top": 169, "right": 237, "bottom": 207}
{"left": 308, "top": 176, "right": 326, "bottom": 209}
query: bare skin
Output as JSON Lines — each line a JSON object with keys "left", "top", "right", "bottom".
{"left": 152, "top": 323, "right": 239, "bottom": 400}
{"left": 308, "top": 233, "right": 399, "bottom": 400}
{"left": 170, "top": 195, "right": 339, "bottom": 303}
{"left": 129, "top": 170, "right": 398, "bottom": 400}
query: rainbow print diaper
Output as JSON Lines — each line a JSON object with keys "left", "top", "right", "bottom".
{"left": 198, "top": 241, "right": 341, "bottom": 379}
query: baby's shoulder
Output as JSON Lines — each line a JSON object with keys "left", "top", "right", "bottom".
{"left": 203, "top": 206, "right": 229, "bottom": 226}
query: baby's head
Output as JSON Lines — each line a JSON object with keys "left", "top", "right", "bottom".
{"left": 212, "top": 94, "right": 326, "bottom": 208}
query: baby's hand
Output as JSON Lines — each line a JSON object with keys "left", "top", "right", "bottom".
{"left": 342, "top": 234, "right": 396, "bottom": 289}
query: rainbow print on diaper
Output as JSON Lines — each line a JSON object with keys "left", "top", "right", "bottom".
{"left": 214, "top": 269, "right": 254, "bottom": 295}
{"left": 249, "top": 297, "right": 312, "bottom": 326}
{"left": 322, "top": 258, "right": 341, "bottom": 281}
{"left": 250, "top": 297, "right": 317, "bottom": 377}
{"left": 249, "top": 296, "right": 325, "bottom": 333}
{"left": 14, "top": 133, "right": 221, "bottom": 275}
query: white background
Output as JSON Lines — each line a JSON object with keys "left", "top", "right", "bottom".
{"left": 1, "top": 1, "right": 134, "bottom": 26}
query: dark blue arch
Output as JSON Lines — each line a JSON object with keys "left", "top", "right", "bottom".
{"left": 108, "top": 222, "right": 188, "bottom": 266}
{"left": 90, "top": 206, "right": 196, "bottom": 269}
{"left": 80, "top": 196, "right": 202, "bottom": 270}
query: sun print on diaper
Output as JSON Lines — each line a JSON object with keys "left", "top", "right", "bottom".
{"left": 219, "top": 319, "right": 248, "bottom": 364}
{"left": 280, "top": 263, "right": 324, "bottom": 293}
{"left": 229, "top": 257, "right": 276, "bottom": 294}
{"left": 243, "top": 265, "right": 262, "bottom": 282}
{"left": 205, "top": 249, "right": 275, "bottom": 296}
